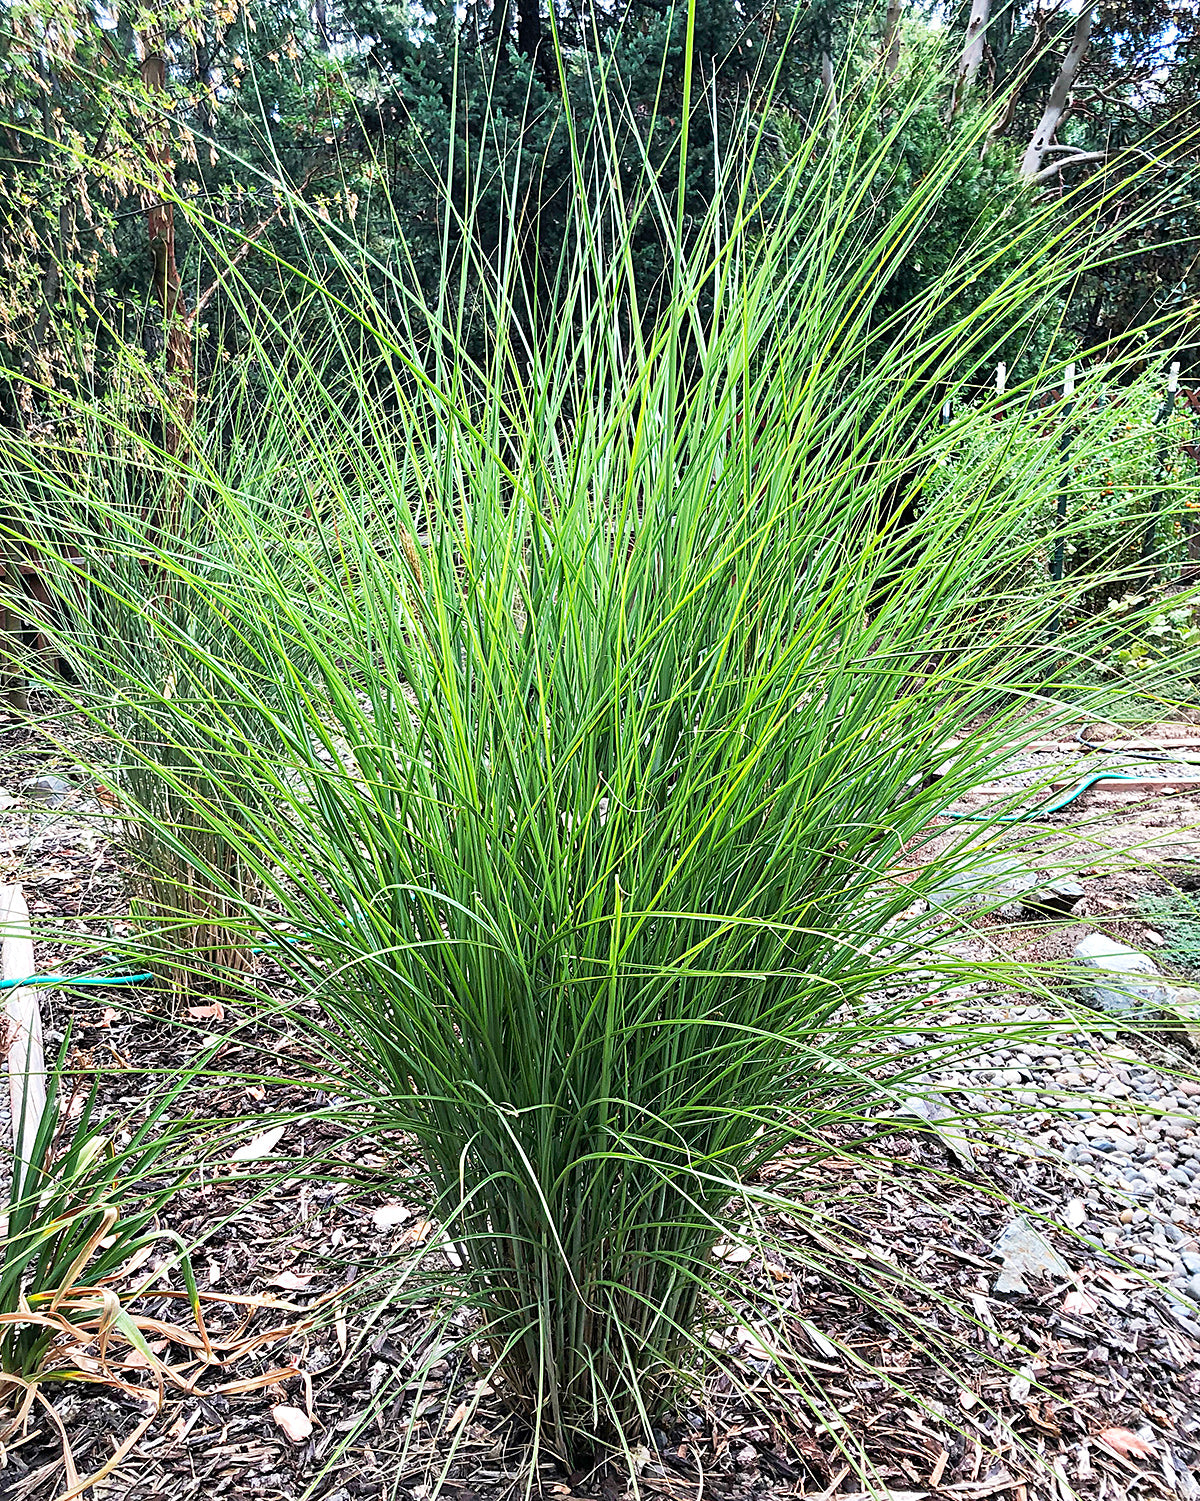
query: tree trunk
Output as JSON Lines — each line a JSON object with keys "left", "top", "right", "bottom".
{"left": 516, "top": 0, "right": 542, "bottom": 62}
{"left": 820, "top": 52, "right": 837, "bottom": 118}
{"left": 882, "top": 0, "right": 902, "bottom": 76}
{"left": 947, "top": 0, "right": 990, "bottom": 120}
{"left": 138, "top": 35, "right": 194, "bottom": 457}
{"left": 1020, "top": 6, "right": 1095, "bottom": 178}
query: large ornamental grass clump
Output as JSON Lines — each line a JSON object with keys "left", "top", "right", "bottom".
{"left": 3, "top": 37, "right": 1198, "bottom": 1471}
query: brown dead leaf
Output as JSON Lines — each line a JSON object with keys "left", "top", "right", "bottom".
{"left": 120, "top": 1338, "right": 170, "bottom": 1370}
{"left": 213, "top": 1364, "right": 303, "bottom": 1397}
{"left": 1096, "top": 1428, "right": 1153, "bottom": 1461}
{"left": 1095, "top": 1270, "right": 1139, "bottom": 1291}
{"left": 186, "top": 1003, "right": 225, "bottom": 1021}
{"left": 398, "top": 1216, "right": 435, "bottom": 1247}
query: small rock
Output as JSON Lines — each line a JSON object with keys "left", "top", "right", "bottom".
{"left": 20, "top": 773, "right": 75, "bottom": 806}
{"left": 1064, "top": 1198, "right": 1087, "bottom": 1229}
{"left": 1162, "top": 985, "right": 1200, "bottom": 1049}
{"left": 1022, "top": 878, "right": 1086, "bottom": 917}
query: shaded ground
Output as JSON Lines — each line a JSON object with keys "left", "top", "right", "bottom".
{"left": 0, "top": 708, "right": 1198, "bottom": 1501}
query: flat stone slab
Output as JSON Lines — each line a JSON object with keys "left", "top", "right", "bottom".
{"left": 1073, "top": 933, "right": 1167, "bottom": 1017}
{"left": 1021, "top": 878, "right": 1085, "bottom": 917}
{"left": 899, "top": 1095, "right": 975, "bottom": 1170}
{"left": 927, "top": 855, "right": 1037, "bottom": 913}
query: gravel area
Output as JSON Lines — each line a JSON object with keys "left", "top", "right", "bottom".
{"left": 910, "top": 1001, "right": 1200, "bottom": 1294}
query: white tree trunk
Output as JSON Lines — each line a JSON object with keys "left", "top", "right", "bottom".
{"left": 1020, "top": 5, "right": 1096, "bottom": 177}
{"left": 947, "top": 0, "right": 991, "bottom": 120}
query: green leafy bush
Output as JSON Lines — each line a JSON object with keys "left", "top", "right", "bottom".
{"left": 1138, "top": 890, "right": 1200, "bottom": 979}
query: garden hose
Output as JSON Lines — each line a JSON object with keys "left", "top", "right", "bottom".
{"left": 0, "top": 933, "right": 312, "bottom": 992}
{"left": 946, "top": 725, "right": 1200, "bottom": 822}
{"left": 0, "top": 971, "right": 153, "bottom": 991}
{"left": 1076, "top": 725, "right": 1200, "bottom": 764}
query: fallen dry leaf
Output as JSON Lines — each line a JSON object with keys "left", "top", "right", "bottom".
{"left": 1061, "top": 1289, "right": 1098, "bottom": 1315}
{"left": 399, "top": 1216, "right": 435, "bottom": 1247}
{"left": 267, "top": 1269, "right": 316, "bottom": 1291}
{"left": 215, "top": 1365, "right": 303, "bottom": 1397}
{"left": 371, "top": 1204, "right": 410, "bottom": 1231}
{"left": 186, "top": 1003, "right": 225, "bottom": 1021}
{"left": 1097, "top": 1428, "right": 1154, "bottom": 1460}
{"left": 272, "top": 1405, "right": 313, "bottom": 1443}
{"left": 231, "top": 1124, "right": 286, "bottom": 1162}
